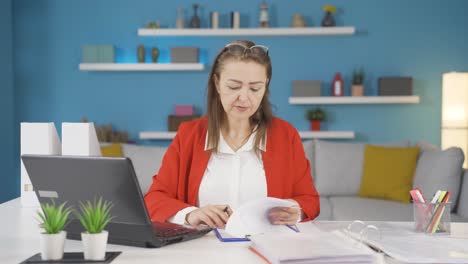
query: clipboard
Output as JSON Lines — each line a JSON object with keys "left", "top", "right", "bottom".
{"left": 213, "top": 229, "right": 250, "bottom": 242}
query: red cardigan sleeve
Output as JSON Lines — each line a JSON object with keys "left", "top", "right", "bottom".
{"left": 143, "top": 128, "right": 192, "bottom": 222}
{"left": 290, "top": 130, "right": 320, "bottom": 222}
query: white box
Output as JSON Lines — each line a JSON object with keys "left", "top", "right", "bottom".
{"left": 20, "top": 123, "right": 61, "bottom": 207}
{"left": 61, "top": 123, "right": 101, "bottom": 156}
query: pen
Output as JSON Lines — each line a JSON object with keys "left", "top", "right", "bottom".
{"left": 286, "top": 224, "right": 300, "bottom": 233}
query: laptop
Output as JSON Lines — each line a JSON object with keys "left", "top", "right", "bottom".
{"left": 21, "top": 154, "right": 212, "bottom": 248}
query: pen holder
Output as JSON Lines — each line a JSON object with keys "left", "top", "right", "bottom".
{"left": 413, "top": 202, "right": 451, "bottom": 235}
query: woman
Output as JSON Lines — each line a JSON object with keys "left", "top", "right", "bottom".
{"left": 144, "top": 40, "right": 319, "bottom": 229}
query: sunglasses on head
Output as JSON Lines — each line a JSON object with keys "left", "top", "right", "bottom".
{"left": 224, "top": 43, "right": 269, "bottom": 57}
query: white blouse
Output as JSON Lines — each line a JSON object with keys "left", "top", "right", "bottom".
{"left": 168, "top": 130, "right": 267, "bottom": 225}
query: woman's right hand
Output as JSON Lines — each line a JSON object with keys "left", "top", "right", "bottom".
{"left": 186, "top": 204, "right": 233, "bottom": 229}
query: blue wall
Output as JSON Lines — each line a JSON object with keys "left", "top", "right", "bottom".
{"left": 12, "top": 1, "right": 468, "bottom": 142}
{"left": 0, "top": 0, "right": 16, "bottom": 204}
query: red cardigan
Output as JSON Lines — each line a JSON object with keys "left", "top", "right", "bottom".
{"left": 144, "top": 117, "right": 320, "bottom": 222}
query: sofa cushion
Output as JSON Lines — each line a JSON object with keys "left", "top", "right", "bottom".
{"left": 329, "top": 196, "right": 414, "bottom": 221}
{"left": 457, "top": 170, "right": 468, "bottom": 218}
{"left": 313, "top": 140, "right": 410, "bottom": 196}
{"left": 315, "top": 197, "right": 332, "bottom": 220}
{"left": 121, "top": 144, "right": 167, "bottom": 193}
{"left": 413, "top": 145, "right": 464, "bottom": 211}
{"left": 359, "top": 145, "right": 420, "bottom": 203}
{"left": 100, "top": 143, "right": 123, "bottom": 157}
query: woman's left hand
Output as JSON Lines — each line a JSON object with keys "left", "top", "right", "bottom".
{"left": 267, "top": 206, "right": 301, "bottom": 225}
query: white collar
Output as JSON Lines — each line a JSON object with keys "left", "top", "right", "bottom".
{"left": 204, "top": 127, "right": 267, "bottom": 153}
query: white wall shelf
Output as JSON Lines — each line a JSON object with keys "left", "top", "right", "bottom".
{"left": 138, "top": 27, "right": 356, "bottom": 37}
{"left": 79, "top": 63, "right": 204, "bottom": 71}
{"left": 288, "top": 96, "right": 420, "bottom": 105}
{"left": 139, "top": 130, "right": 354, "bottom": 140}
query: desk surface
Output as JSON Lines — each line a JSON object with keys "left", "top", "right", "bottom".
{"left": 2, "top": 198, "right": 468, "bottom": 264}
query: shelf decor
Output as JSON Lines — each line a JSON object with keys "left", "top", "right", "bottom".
{"left": 306, "top": 108, "right": 326, "bottom": 131}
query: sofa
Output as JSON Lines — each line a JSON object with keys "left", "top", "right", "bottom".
{"left": 120, "top": 139, "right": 468, "bottom": 222}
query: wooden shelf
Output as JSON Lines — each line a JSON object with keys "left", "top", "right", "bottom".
{"left": 138, "top": 27, "right": 356, "bottom": 37}
{"left": 288, "top": 96, "right": 420, "bottom": 105}
{"left": 299, "top": 131, "right": 355, "bottom": 139}
{"left": 79, "top": 63, "right": 204, "bottom": 71}
{"left": 139, "top": 131, "right": 354, "bottom": 140}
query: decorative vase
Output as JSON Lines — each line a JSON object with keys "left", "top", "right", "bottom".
{"left": 137, "top": 45, "right": 145, "bottom": 63}
{"left": 82, "top": 231, "right": 109, "bottom": 261}
{"left": 151, "top": 47, "right": 160, "bottom": 63}
{"left": 176, "top": 7, "right": 185, "bottom": 29}
{"left": 40, "top": 231, "right": 66, "bottom": 260}
{"left": 352, "top": 85, "right": 364, "bottom": 96}
{"left": 310, "top": 120, "right": 321, "bottom": 131}
{"left": 321, "top": 11, "right": 336, "bottom": 27}
{"left": 189, "top": 4, "right": 200, "bottom": 28}
{"left": 291, "top": 14, "right": 306, "bottom": 27}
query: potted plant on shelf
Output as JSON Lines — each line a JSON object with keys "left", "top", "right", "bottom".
{"left": 37, "top": 200, "right": 73, "bottom": 260}
{"left": 352, "top": 68, "right": 365, "bottom": 96}
{"left": 306, "top": 108, "right": 326, "bottom": 131}
{"left": 76, "top": 197, "right": 114, "bottom": 261}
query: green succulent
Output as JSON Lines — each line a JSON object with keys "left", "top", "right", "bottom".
{"left": 76, "top": 196, "right": 114, "bottom": 234}
{"left": 306, "top": 108, "right": 326, "bottom": 121}
{"left": 352, "top": 68, "right": 365, "bottom": 85}
{"left": 37, "top": 200, "right": 73, "bottom": 234}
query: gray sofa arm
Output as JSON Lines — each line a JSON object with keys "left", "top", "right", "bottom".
{"left": 457, "top": 169, "right": 468, "bottom": 218}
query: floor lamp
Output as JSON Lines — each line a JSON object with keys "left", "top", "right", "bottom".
{"left": 442, "top": 72, "right": 468, "bottom": 168}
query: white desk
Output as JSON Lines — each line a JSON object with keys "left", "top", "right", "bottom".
{"left": 2, "top": 198, "right": 468, "bottom": 264}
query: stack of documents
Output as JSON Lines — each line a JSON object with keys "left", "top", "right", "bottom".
{"left": 249, "top": 231, "right": 376, "bottom": 264}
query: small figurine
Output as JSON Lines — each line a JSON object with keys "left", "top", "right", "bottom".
{"left": 259, "top": 1, "right": 269, "bottom": 28}
{"left": 291, "top": 14, "right": 306, "bottom": 27}
{"left": 151, "top": 47, "right": 160, "bottom": 63}
{"left": 137, "top": 45, "right": 145, "bottom": 63}
{"left": 189, "top": 3, "right": 201, "bottom": 28}
{"left": 176, "top": 7, "right": 185, "bottom": 29}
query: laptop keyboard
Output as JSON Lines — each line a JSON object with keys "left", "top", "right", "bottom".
{"left": 152, "top": 221, "right": 197, "bottom": 238}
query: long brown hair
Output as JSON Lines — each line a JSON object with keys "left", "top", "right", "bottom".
{"left": 206, "top": 40, "right": 273, "bottom": 155}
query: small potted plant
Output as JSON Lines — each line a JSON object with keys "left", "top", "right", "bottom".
{"left": 306, "top": 108, "right": 326, "bottom": 131}
{"left": 37, "top": 200, "right": 73, "bottom": 260}
{"left": 352, "top": 68, "right": 365, "bottom": 96}
{"left": 76, "top": 197, "right": 114, "bottom": 261}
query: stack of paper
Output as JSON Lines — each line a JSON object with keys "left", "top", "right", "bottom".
{"left": 250, "top": 231, "right": 377, "bottom": 264}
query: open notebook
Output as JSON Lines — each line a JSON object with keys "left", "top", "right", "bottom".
{"left": 249, "top": 229, "right": 377, "bottom": 264}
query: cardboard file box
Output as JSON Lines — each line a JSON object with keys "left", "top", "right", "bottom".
{"left": 378, "top": 77, "right": 413, "bottom": 96}
{"left": 292, "top": 80, "right": 321, "bottom": 97}
{"left": 168, "top": 115, "right": 200, "bottom": 131}
{"left": 170, "top": 47, "right": 199, "bottom": 63}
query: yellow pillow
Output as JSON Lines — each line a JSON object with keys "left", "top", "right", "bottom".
{"left": 100, "top": 143, "right": 123, "bottom": 157}
{"left": 358, "top": 145, "right": 420, "bottom": 203}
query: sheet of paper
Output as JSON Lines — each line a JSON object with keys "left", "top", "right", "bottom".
{"left": 225, "top": 197, "right": 296, "bottom": 238}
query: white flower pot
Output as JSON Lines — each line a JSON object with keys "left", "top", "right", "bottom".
{"left": 81, "top": 231, "right": 109, "bottom": 260}
{"left": 40, "top": 231, "right": 66, "bottom": 260}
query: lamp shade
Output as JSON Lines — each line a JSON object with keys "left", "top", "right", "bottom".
{"left": 442, "top": 72, "right": 468, "bottom": 128}
{"left": 442, "top": 72, "right": 468, "bottom": 168}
